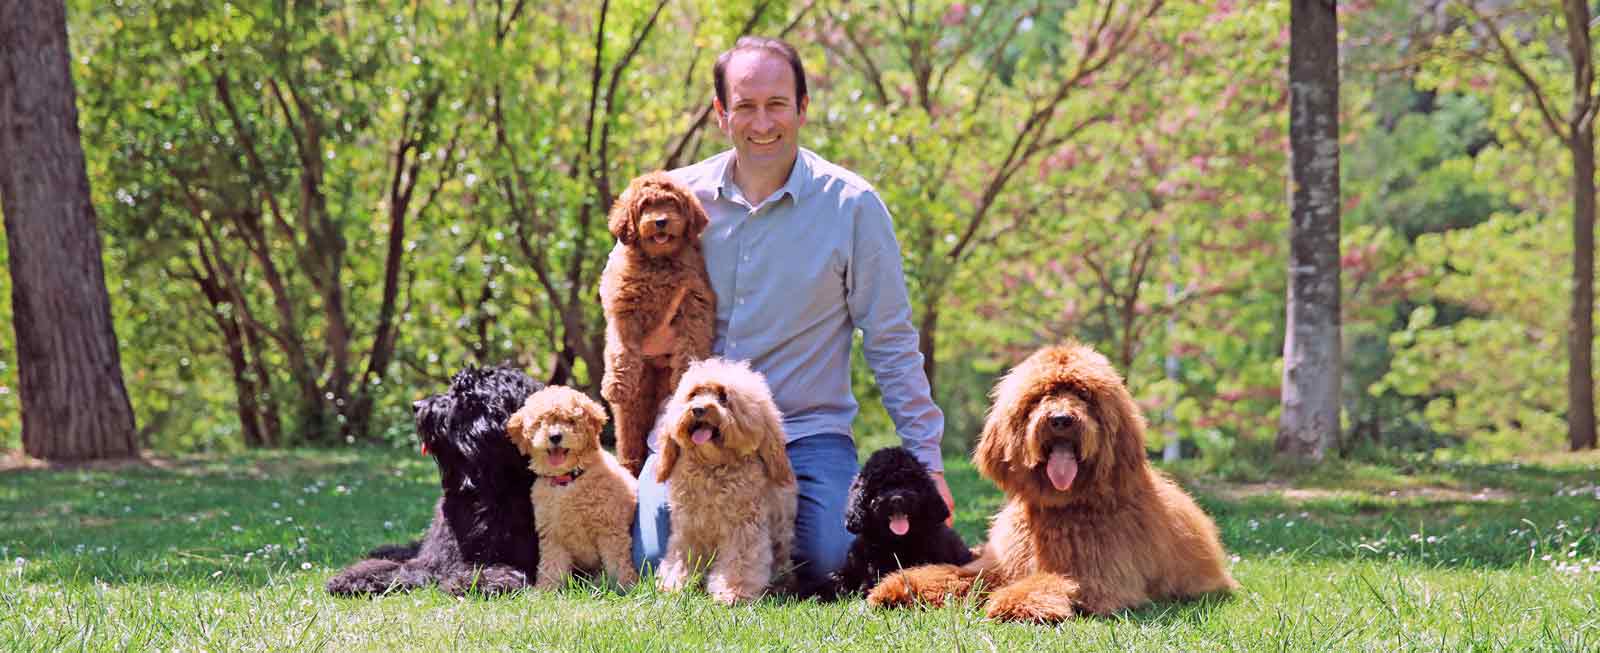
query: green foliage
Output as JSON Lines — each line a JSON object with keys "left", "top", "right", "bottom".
{"left": 0, "top": 0, "right": 1593, "bottom": 458}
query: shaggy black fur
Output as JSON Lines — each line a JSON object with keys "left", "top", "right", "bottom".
{"left": 805, "top": 447, "right": 974, "bottom": 601}
{"left": 326, "top": 366, "right": 543, "bottom": 596}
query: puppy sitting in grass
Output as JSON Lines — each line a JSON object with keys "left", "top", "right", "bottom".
{"left": 506, "top": 385, "right": 638, "bottom": 590}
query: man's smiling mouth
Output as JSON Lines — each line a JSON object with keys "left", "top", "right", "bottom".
{"left": 749, "top": 135, "right": 779, "bottom": 145}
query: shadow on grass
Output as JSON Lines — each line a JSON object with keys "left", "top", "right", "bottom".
{"left": 0, "top": 448, "right": 440, "bottom": 588}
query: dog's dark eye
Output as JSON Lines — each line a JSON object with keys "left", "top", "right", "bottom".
{"left": 717, "top": 389, "right": 727, "bottom": 403}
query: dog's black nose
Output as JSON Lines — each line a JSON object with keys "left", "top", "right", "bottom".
{"left": 549, "top": 432, "right": 563, "bottom": 446}
{"left": 1049, "top": 414, "right": 1074, "bottom": 431}
{"left": 691, "top": 406, "right": 706, "bottom": 418}
{"left": 654, "top": 218, "right": 668, "bottom": 229}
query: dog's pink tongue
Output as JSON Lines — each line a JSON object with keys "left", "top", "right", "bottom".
{"left": 889, "top": 514, "right": 910, "bottom": 536}
{"left": 548, "top": 449, "right": 567, "bottom": 467}
{"left": 691, "top": 427, "right": 713, "bottom": 444}
{"left": 1047, "top": 446, "right": 1078, "bottom": 491}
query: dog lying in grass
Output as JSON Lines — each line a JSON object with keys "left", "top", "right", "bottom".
{"left": 326, "top": 366, "right": 542, "bottom": 596}
{"left": 868, "top": 343, "right": 1237, "bottom": 622}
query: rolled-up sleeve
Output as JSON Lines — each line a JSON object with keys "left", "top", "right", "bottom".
{"left": 845, "top": 192, "right": 946, "bottom": 472}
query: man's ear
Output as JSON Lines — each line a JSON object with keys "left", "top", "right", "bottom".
{"left": 712, "top": 97, "right": 730, "bottom": 132}
{"left": 797, "top": 94, "right": 809, "bottom": 126}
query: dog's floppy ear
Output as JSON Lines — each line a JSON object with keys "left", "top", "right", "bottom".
{"left": 505, "top": 408, "right": 528, "bottom": 444}
{"left": 655, "top": 435, "right": 680, "bottom": 482}
{"left": 726, "top": 372, "right": 795, "bottom": 485}
{"left": 577, "top": 391, "right": 609, "bottom": 450}
{"left": 608, "top": 182, "right": 641, "bottom": 246}
{"left": 974, "top": 361, "right": 1043, "bottom": 483}
{"left": 842, "top": 473, "right": 868, "bottom": 534}
{"left": 755, "top": 414, "right": 795, "bottom": 486}
{"left": 655, "top": 394, "right": 689, "bottom": 482}
{"left": 504, "top": 407, "right": 534, "bottom": 456}
{"left": 1085, "top": 368, "right": 1148, "bottom": 484}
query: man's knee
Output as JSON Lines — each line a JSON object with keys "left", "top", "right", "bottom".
{"left": 631, "top": 454, "right": 671, "bottom": 572}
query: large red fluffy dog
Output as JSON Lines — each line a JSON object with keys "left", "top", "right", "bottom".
{"left": 868, "top": 342, "right": 1237, "bottom": 622}
{"left": 600, "top": 172, "right": 716, "bottom": 476}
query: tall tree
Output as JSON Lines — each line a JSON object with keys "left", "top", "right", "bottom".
{"left": 1277, "top": 0, "right": 1342, "bottom": 460}
{"left": 1454, "top": 1, "right": 1597, "bottom": 451}
{"left": 0, "top": 0, "right": 139, "bottom": 460}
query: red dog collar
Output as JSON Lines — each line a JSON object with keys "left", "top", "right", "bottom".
{"left": 543, "top": 467, "right": 586, "bottom": 487}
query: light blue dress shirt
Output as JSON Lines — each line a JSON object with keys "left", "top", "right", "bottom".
{"left": 640, "top": 147, "right": 945, "bottom": 472}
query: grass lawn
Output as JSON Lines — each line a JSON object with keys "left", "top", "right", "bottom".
{"left": 2, "top": 447, "right": 1598, "bottom": 651}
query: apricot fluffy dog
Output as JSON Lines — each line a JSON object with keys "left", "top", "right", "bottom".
{"left": 506, "top": 386, "right": 638, "bottom": 590}
{"left": 654, "top": 358, "right": 797, "bottom": 605}
{"left": 601, "top": 172, "right": 716, "bottom": 475}
{"left": 868, "top": 342, "right": 1237, "bottom": 622}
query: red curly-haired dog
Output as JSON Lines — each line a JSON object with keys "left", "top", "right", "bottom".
{"left": 868, "top": 342, "right": 1237, "bottom": 623}
{"left": 600, "top": 172, "right": 716, "bottom": 475}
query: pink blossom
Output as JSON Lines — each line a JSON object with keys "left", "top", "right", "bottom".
{"left": 942, "top": 4, "right": 966, "bottom": 26}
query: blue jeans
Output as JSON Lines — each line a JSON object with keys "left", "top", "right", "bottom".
{"left": 632, "top": 433, "right": 859, "bottom": 587}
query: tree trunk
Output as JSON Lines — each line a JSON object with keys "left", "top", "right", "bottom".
{"left": 0, "top": 0, "right": 139, "bottom": 460}
{"left": 919, "top": 303, "right": 939, "bottom": 394}
{"left": 1565, "top": 0, "right": 1597, "bottom": 451}
{"left": 1277, "top": 0, "right": 1341, "bottom": 461}
{"left": 1568, "top": 127, "right": 1597, "bottom": 451}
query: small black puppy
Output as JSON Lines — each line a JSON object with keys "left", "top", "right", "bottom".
{"left": 326, "top": 366, "right": 542, "bottom": 596}
{"left": 806, "top": 447, "right": 974, "bottom": 601}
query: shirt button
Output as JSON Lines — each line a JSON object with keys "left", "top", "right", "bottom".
{"left": 743, "top": 255, "right": 750, "bottom": 262}
{"left": 738, "top": 298, "right": 745, "bottom": 305}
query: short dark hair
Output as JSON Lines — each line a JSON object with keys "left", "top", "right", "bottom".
{"left": 713, "top": 36, "right": 808, "bottom": 109}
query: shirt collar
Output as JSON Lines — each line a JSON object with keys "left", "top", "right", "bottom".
{"left": 715, "top": 148, "right": 812, "bottom": 206}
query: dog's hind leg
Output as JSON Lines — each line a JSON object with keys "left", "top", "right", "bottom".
{"left": 326, "top": 557, "right": 441, "bottom": 596}
{"left": 440, "top": 563, "right": 528, "bottom": 596}
{"left": 365, "top": 540, "right": 422, "bottom": 561}
{"left": 603, "top": 351, "right": 650, "bottom": 476}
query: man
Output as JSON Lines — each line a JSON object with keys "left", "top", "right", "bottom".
{"left": 630, "top": 36, "right": 954, "bottom": 588}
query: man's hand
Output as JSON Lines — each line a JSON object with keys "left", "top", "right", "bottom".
{"left": 641, "top": 286, "right": 688, "bottom": 357}
{"left": 928, "top": 471, "right": 956, "bottom": 527}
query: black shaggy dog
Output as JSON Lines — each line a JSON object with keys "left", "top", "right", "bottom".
{"left": 326, "top": 366, "right": 542, "bottom": 596}
{"left": 806, "top": 447, "right": 974, "bottom": 601}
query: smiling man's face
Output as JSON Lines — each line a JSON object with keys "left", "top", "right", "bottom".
{"left": 714, "top": 49, "right": 808, "bottom": 178}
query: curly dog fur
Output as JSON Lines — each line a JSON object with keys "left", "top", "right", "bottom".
{"left": 803, "top": 447, "right": 973, "bottom": 601}
{"left": 326, "top": 366, "right": 542, "bottom": 596}
{"left": 654, "top": 358, "right": 797, "bottom": 604}
{"left": 868, "top": 342, "right": 1237, "bottom": 622}
{"left": 506, "top": 385, "right": 639, "bottom": 590}
{"left": 600, "top": 171, "right": 716, "bottom": 475}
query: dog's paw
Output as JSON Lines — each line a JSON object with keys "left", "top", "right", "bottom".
{"left": 866, "top": 564, "right": 969, "bottom": 609}
{"left": 656, "top": 569, "right": 689, "bottom": 593}
{"left": 708, "top": 586, "right": 756, "bottom": 605}
{"left": 982, "top": 573, "right": 1078, "bottom": 623}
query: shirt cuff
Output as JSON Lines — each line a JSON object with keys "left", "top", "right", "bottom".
{"left": 903, "top": 439, "right": 945, "bottom": 473}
